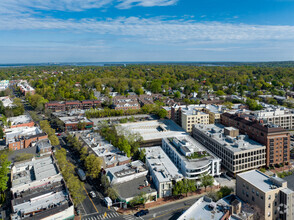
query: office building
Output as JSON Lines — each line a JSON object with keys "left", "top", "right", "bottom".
{"left": 193, "top": 124, "right": 266, "bottom": 175}
{"left": 221, "top": 112, "right": 290, "bottom": 166}
{"left": 144, "top": 147, "right": 183, "bottom": 198}
{"left": 162, "top": 136, "right": 221, "bottom": 179}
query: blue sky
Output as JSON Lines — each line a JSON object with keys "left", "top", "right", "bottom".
{"left": 1, "top": 0, "right": 294, "bottom": 63}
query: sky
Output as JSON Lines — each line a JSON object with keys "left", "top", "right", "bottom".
{"left": 1, "top": 0, "right": 294, "bottom": 63}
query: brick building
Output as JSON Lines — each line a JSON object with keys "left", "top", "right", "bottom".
{"left": 17, "top": 81, "right": 35, "bottom": 96}
{"left": 45, "top": 100, "right": 101, "bottom": 112}
{"left": 221, "top": 112, "right": 290, "bottom": 167}
{"left": 112, "top": 95, "right": 140, "bottom": 110}
{"left": 8, "top": 132, "right": 48, "bottom": 150}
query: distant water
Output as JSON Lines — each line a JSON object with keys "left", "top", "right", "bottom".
{"left": 0, "top": 62, "right": 229, "bottom": 68}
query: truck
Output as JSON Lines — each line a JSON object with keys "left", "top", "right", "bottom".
{"left": 104, "top": 197, "right": 112, "bottom": 207}
{"left": 77, "top": 168, "right": 86, "bottom": 181}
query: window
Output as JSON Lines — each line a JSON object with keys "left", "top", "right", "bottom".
{"left": 256, "top": 191, "right": 259, "bottom": 197}
{"left": 268, "top": 195, "right": 271, "bottom": 200}
{"left": 268, "top": 203, "right": 271, "bottom": 208}
{"left": 268, "top": 212, "right": 271, "bottom": 217}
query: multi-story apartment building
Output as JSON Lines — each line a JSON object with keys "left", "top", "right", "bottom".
{"left": 144, "top": 146, "right": 183, "bottom": 198}
{"left": 221, "top": 112, "right": 290, "bottom": 167}
{"left": 162, "top": 136, "right": 221, "bottom": 179}
{"left": 45, "top": 100, "right": 101, "bottom": 112}
{"left": 17, "top": 81, "right": 35, "bottom": 96}
{"left": 181, "top": 109, "right": 209, "bottom": 132}
{"left": 193, "top": 124, "right": 266, "bottom": 175}
{"left": 171, "top": 104, "right": 245, "bottom": 131}
{"left": 236, "top": 170, "right": 294, "bottom": 220}
{"left": 251, "top": 106, "right": 294, "bottom": 130}
{"left": 112, "top": 95, "right": 140, "bottom": 111}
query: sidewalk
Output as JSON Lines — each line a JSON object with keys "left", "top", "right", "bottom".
{"left": 117, "top": 185, "right": 220, "bottom": 215}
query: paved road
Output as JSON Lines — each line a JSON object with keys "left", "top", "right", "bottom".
{"left": 140, "top": 197, "right": 198, "bottom": 220}
{"left": 59, "top": 136, "right": 123, "bottom": 220}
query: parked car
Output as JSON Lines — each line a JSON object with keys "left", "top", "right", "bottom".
{"left": 134, "top": 209, "right": 149, "bottom": 217}
{"left": 89, "top": 191, "right": 96, "bottom": 198}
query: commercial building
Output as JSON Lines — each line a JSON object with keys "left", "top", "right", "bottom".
{"left": 7, "top": 114, "right": 34, "bottom": 129}
{"left": 10, "top": 155, "right": 74, "bottom": 220}
{"left": 251, "top": 106, "right": 294, "bottom": 130}
{"left": 193, "top": 124, "right": 266, "bottom": 175}
{"left": 79, "top": 131, "right": 130, "bottom": 168}
{"left": 58, "top": 116, "right": 93, "bottom": 132}
{"left": 144, "top": 147, "right": 183, "bottom": 198}
{"left": 162, "top": 136, "right": 221, "bottom": 179}
{"left": 178, "top": 195, "right": 254, "bottom": 220}
{"left": 117, "top": 119, "right": 188, "bottom": 147}
{"left": 105, "top": 161, "right": 157, "bottom": 204}
{"left": 221, "top": 112, "right": 290, "bottom": 167}
{"left": 45, "top": 100, "right": 101, "bottom": 112}
{"left": 236, "top": 170, "right": 294, "bottom": 220}
{"left": 5, "top": 126, "right": 48, "bottom": 151}
{"left": 17, "top": 81, "right": 35, "bottom": 96}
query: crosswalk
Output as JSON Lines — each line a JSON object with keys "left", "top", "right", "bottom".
{"left": 123, "top": 215, "right": 142, "bottom": 220}
{"left": 82, "top": 212, "right": 121, "bottom": 220}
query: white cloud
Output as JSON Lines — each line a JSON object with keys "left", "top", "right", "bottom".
{"left": 0, "top": 0, "right": 177, "bottom": 13}
{"left": 1, "top": 15, "right": 294, "bottom": 45}
{"left": 116, "top": 0, "right": 178, "bottom": 9}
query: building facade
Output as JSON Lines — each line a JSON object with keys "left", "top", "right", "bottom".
{"left": 236, "top": 170, "right": 294, "bottom": 220}
{"left": 252, "top": 106, "right": 294, "bottom": 130}
{"left": 144, "top": 146, "right": 183, "bottom": 198}
{"left": 181, "top": 109, "right": 209, "bottom": 132}
{"left": 221, "top": 112, "right": 290, "bottom": 167}
{"left": 162, "top": 136, "right": 221, "bottom": 179}
{"left": 45, "top": 100, "right": 101, "bottom": 112}
{"left": 193, "top": 124, "right": 266, "bottom": 175}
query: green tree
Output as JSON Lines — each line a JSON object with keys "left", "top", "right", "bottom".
{"left": 0, "top": 127, "right": 3, "bottom": 139}
{"left": 157, "top": 109, "right": 167, "bottom": 119}
{"left": 200, "top": 174, "right": 214, "bottom": 191}
{"left": 84, "top": 154, "right": 102, "bottom": 179}
{"left": 217, "top": 186, "right": 233, "bottom": 200}
{"left": 77, "top": 121, "right": 87, "bottom": 130}
{"left": 0, "top": 154, "right": 11, "bottom": 202}
{"left": 215, "top": 90, "right": 225, "bottom": 96}
{"left": 101, "top": 175, "right": 110, "bottom": 190}
{"left": 80, "top": 147, "right": 88, "bottom": 161}
{"left": 106, "top": 187, "right": 118, "bottom": 201}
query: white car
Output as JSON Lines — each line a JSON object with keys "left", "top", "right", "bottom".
{"left": 89, "top": 191, "right": 96, "bottom": 198}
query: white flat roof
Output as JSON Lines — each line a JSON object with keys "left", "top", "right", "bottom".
{"left": 8, "top": 115, "right": 32, "bottom": 126}
{"left": 237, "top": 170, "right": 286, "bottom": 193}
{"left": 118, "top": 119, "right": 188, "bottom": 141}
{"left": 144, "top": 146, "right": 183, "bottom": 183}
